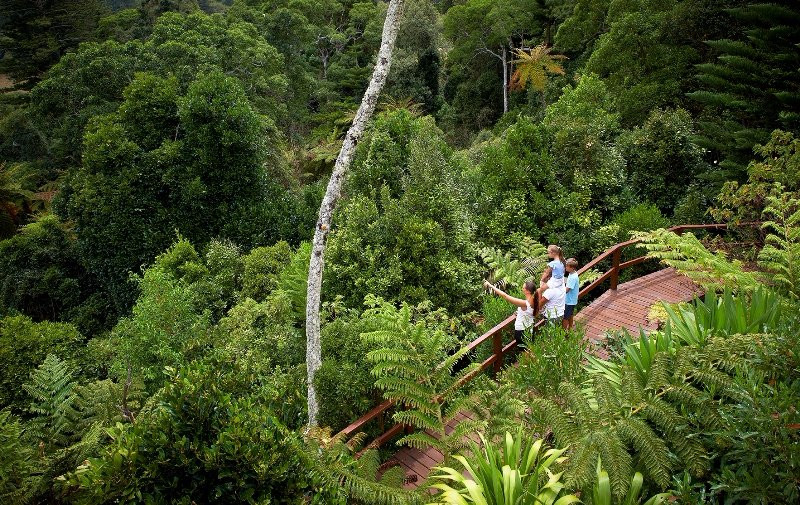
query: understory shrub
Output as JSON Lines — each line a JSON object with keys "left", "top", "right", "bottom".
{"left": 61, "top": 359, "right": 338, "bottom": 505}
{"left": 315, "top": 313, "right": 382, "bottom": 432}
{"left": 501, "top": 324, "right": 585, "bottom": 398}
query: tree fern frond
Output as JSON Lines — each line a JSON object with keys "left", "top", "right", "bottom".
{"left": 635, "top": 229, "right": 761, "bottom": 292}
{"left": 398, "top": 431, "right": 443, "bottom": 451}
{"left": 530, "top": 398, "right": 578, "bottom": 446}
{"left": 616, "top": 417, "right": 672, "bottom": 489}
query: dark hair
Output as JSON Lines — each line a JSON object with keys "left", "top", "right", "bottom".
{"left": 523, "top": 279, "right": 537, "bottom": 293}
{"left": 523, "top": 280, "right": 540, "bottom": 314}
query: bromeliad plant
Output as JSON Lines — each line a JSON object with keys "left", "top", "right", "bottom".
{"left": 427, "top": 430, "right": 579, "bottom": 505}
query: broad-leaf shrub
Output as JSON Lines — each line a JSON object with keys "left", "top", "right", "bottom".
{"left": 327, "top": 112, "right": 480, "bottom": 314}
{"left": 213, "top": 296, "right": 307, "bottom": 428}
{"left": 315, "top": 313, "right": 382, "bottom": 431}
{"left": 466, "top": 115, "right": 593, "bottom": 255}
{"left": 618, "top": 108, "right": 706, "bottom": 213}
{"left": 61, "top": 360, "right": 337, "bottom": 504}
{"left": 240, "top": 241, "right": 292, "bottom": 301}
{"left": 595, "top": 203, "right": 669, "bottom": 253}
{"left": 543, "top": 74, "right": 628, "bottom": 220}
{"left": 0, "top": 215, "right": 110, "bottom": 333}
{"left": 109, "top": 267, "right": 212, "bottom": 394}
{"left": 59, "top": 69, "right": 277, "bottom": 310}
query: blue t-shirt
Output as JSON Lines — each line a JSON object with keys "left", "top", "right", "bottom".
{"left": 548, "top": 259, "right": 565, "bottom": 280}
{"left": 565, "top": 272, "right": 579, "bottom": 306}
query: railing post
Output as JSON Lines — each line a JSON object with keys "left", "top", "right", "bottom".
{"left": 609, "top": 246, "right": 621, "bottom": 290}
{"left": 492, "top": 330, "right": 503, "bottom": 374}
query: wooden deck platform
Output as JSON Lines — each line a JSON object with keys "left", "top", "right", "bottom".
{"left": 387, "top": 267, "right": 701, "bottom": 487}
{"left": 576, "top": 267, "right": 702, "bottom": 357}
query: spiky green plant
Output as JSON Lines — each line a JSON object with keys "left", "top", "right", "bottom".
{"left": 759, "top": 193, "right": 800, "bottom": 299}
{"left": 361, "top": 301, "right": 484, "bottom": 456}
{"left": 584, "top": 328, "right": 675, "bottom": 390}
{"left": 592, "top": 459, "right": 671, "bottom": 505}
{"left": 662, "top": 288, "right": 781, "bottom": 347}
{"left": 427, "top": 431, "right": 579, "bottom": 505}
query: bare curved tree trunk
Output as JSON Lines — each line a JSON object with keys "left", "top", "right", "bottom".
{"left": 305, "top": 0, "right": 406, "bottom": 429}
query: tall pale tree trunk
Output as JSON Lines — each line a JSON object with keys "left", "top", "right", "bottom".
{"left": 305, "top": 0, "right": 406, "bottom": 429}
{"left": 501, "top": 45, "right": 508, "bottom": 113}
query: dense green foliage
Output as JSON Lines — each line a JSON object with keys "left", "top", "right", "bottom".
{"left": 1, "top": 0, "right": 800, "bottom": 503}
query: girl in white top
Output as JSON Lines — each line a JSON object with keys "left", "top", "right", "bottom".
{"left": 483, "top": 279, "right": 539, "bottom": 349}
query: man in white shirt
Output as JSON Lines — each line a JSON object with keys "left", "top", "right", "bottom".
{"left": 540, "top": 277, "right": 566, "bottom": 320}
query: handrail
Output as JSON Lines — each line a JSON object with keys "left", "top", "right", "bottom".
{"left": 334, "top": 222, "right": 758, "bottom": 449}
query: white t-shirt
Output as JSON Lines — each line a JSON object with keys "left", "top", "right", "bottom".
{"left": 542, "top": 285, "right": 566, "bottom": 319}
{"left": 514, "top": 300, "right": 534, "bottom": 330}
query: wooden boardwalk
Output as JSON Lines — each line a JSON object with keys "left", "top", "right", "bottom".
{"left": 388, "top": 267, "right": 701, "bottom": 488}
{"left": 576, "top": 267, "right": 702, "bottom": 357}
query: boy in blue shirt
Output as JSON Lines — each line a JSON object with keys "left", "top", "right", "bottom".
{"left": 563, "top": 258, "right": 579, "bottom": 330}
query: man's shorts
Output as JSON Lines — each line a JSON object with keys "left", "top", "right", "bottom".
{"left": 564, "top": 304, "right": 576, "bottom": 318}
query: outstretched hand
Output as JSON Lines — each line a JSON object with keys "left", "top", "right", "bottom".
{"left": 483, "top": 280, "right": 493, "bottom": 290}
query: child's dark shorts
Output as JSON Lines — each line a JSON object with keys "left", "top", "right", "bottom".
{"left": 564, "top": 304, "right": 576, "bottom": 318}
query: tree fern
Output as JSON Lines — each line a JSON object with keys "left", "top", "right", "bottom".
{"left": 635, "top": 229, "right": 760, "bottom": 292}
{"left": 759, "top": 193, "right": 800, "bottom": 299}
{"left": 23, "top": 355, "right": 81, "bottom": 449}
{"left": 289, "top": 425, "right": 425, "bottom": 505}
{"left": 361, "top": 301, "right": 484, "bottom": 458}
{"left": 510, "top": 44, "right": 567, "bottom": 92}
{"left": 570, "top": 324, "right": 776, "bottom": 498}
{"left": 480, "top": 239, "right": 549, "bottom": 289}
{"left": 0, "top": 409, "right": 37, "bottom": 505}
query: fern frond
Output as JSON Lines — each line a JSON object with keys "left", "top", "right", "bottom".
{"left": 398, "top": 431, "right": 443, "bottom": 451}
{"left": 616, "top": 417, "right": 672, "bottom": 489}
{"left": 22, "top": 355, "right": 80, "bottom": 449}
{"left": 596, "top": 430, "right": 634, "bottom": 500}
{"left": 636, "top": 229, "right": 761, "bottom": 292}
{"left": 393, "top": 411, "right": 440, "bottom": 432}
{"left": 530, "top": 398, "right": 579, "bottom": 446}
